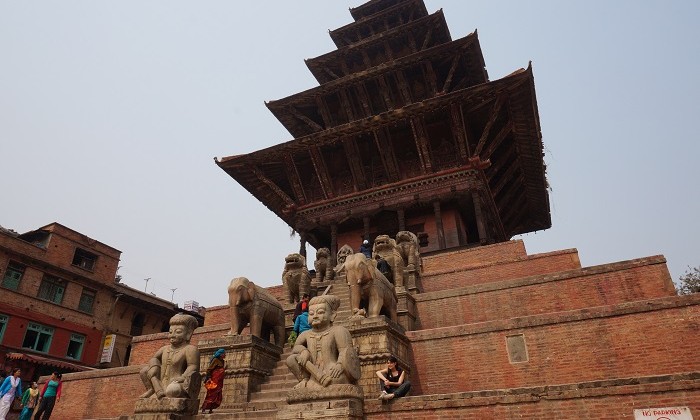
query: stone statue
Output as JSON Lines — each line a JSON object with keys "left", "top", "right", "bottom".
{"left": 282, "top": 253, "right": 311, "bottom": 304}
{"left": 313, "top": 247, "right": 334, "bottom": 282}
{"left": 228, "top": 276, "right": 285, "bottom": 347}
{"left": 396, "top": 231, "right": 421, "bottom": 271}
{"left": 285, "top": 295, "right": 361, "bottom": 396}
{"left": 373, "top": 235, "right": 405, "bottom": 288}
{"left": 343, "top": 253, "right": 397, "bottom": 322}
{"left": 334, "top": 244, "right": 354, "bottom": 276}
{"left": 139, "top": 313, "right": 201, "bottom": 400}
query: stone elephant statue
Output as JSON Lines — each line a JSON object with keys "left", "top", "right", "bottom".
{"left": 373, "top": 235, "right": 405, "bottom": 287}
{"left": 282, "top": 253, "right": 311, "bottom": 304}
{"left": 227, "top": 277, "right": 285, "bottom": 347}
{"left": 342, "top": 253, "right": 397, "bottom": 322}
{"left": 313, "top": 247, "right": 334, "bottom": 282}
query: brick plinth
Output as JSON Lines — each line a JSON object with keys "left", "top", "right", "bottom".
{"left": 198, "top": 334, "right": 282, "bottom": 408}
{"left": 276, "top": 398, "right": 364, "bottom": 420}
{"left": 364, "top": 372, "right": 700, "bottom": 419}
{"left": 407, "top": 294, "right": 700, "bottom": 395}
{"left": 346, "top": 316, "right": 411, "bottom": 398}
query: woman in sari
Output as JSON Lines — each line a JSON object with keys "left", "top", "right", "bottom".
{"left": 201, "top": 348, "right": 226, "bottom": 414}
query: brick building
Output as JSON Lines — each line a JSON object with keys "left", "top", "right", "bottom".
{"left": 0, "top": 222, "right": 200, "bottom": 384}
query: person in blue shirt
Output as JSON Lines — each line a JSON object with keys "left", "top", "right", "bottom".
{"left": 293, "top": 305, "right": 310, "bottom": 335}
{"left": 0, "top": 368, "right": 22, "bottom": 420}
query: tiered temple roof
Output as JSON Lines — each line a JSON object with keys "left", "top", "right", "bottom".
{"left": 217, "top": 0, "right": 550, "bottom": 253}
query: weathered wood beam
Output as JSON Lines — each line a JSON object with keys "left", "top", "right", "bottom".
{"left": 487, "top": 145, "right": 515, "bottom": 178}
{"left": 250, "top": 165, "right": 296, "bottom": 207}
{"left": 288, "top": 106, "right": 323, "bottom": 132}
{"left": 502, "top": 190, "right": 527, "bottom": 232}
{"left": 492, "top": 158, "right": 521, "bottom": 198}
{"left": 361, "top": 49, "right": 372, "bottom": 68}
{"left": 473, "top": 95, "right": 505, "bottom": 157}
{"left": 342, "top": 137, "right": 367, "bottom": 191}
{"left": 322, "top": 66, "right": 340, "bottom": 81}
{"left": 283, "top": 154, "right": 307, "bottom": 204}
{"left": 408, "top": 31, "right": 418, "bottom": 53}
{"left": 372, "top": 128, "right": 401, "bottom": 182}
{"left": 421, "top": 28, "right": 433, "bottom": 51}
{"left": 441, "top": 54, "right": 461, "bottom": 93}
{"left": 498, "top": 174, "right": 525, "bottom": 217}
{"left": 450, "top": 103, "right": 469, "bottom": 161}
{"left": 482, "top": 121, "right": 513, "bottom": 160}
{"left": 423, "top": 61, "right": 438, "bottom": 96}
{"left": 395, "top": 70, "right": 413, "bottom": 104}
{"left": 309, "top": 146, "right": 334, "bottom": 199}
{"left": 315, "top": 95, "right": 334, "bottom": 128}
{"left": 410, "top": 117, "right": 433, "bottom": 174}
{"left": 338, "top": 89, "right": 355, "bottom": 122}
{"left": 383, "top": 40, "right": 394, "bottom": 61}
{"left": 354, "top": 84, "right": 372, "bottom": 118}
{"left": 376, "top": 75, "right": 395, "bottom": 110}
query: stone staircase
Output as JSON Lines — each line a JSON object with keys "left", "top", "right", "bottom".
{"left": 200, "top": 281, "right": 354, "bottom": 418}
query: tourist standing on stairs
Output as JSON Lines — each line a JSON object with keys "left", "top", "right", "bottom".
{"left": 201, "top": 349, "right": 226, "bottom": 415}
{"left": 376, "top": 356, "right": 411, "bottom": 401}
{"left": 360, "top": 239, "right": 372, "bottom": 258}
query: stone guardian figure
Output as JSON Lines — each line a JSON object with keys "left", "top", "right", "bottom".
{"left": 285, "top": 295, "right": 362, "bottom": 401}
{"left": 139, "top": 313, "right": 201, "bottom": 400}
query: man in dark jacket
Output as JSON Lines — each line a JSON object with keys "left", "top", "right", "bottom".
{"left": 359, "top": 239, "right": 372, "bottom": 259}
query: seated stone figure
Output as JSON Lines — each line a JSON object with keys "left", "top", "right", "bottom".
{"left": 140, "top": 313, "right": 201, "bottom": 400}
{"left": 286, "top": 295, "right": 361, "bottom": 393}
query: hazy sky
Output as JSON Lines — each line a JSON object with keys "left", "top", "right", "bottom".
{"left": 1, "top": 1, "right": 698, "bottom": 308}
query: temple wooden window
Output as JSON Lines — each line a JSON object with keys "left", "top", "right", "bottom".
{"left": 72, "top": 247, "right": 98, "bottom": 271}
{"left": 2, "top": 261, "right": 25, "bottom": 290}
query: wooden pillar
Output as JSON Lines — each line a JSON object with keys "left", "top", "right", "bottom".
{"left": 330, "top": 224, "right": 338, "bottom": 267}
{"left": 363, "top": 216, "right": 371, "bottom": 240}
{"left": 299, "top": 233, "right": 307, "bottom": 259}
{"left": 433, "top": 201, "right": 446, "bottom": 250}
{"left": 397, "top": 208, "right": 406, "bottom": 232}
{"left": 473, "top": 194, "right": 488, "bottom": 245}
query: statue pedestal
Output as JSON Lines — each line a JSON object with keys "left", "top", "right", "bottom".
{"left": 133, "top": 397, "right": 199, "bottom": 420}
{"left": 396, "top": 288, "right": 417, "bottom": 331}
{"left": 344, "top": 316, "right": 411, "bottom": 398}
{"left": 276, "top": 398, "right": 364, "bottom": 420}
{"left": 198, "top": 334, "right": 282, "bottom": 409}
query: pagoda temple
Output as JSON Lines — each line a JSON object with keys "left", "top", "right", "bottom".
{"left": 216, "top": 0, "right": 550, "bottom": 261}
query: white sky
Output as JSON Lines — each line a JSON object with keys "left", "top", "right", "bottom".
{"left": 1, "top": 1, "right": 698, "bottom": 308}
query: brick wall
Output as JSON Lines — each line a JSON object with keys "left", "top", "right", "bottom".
{"left": 407, "top": 294, "right": 700, "bottom": 395}
{"left": 415, "top": 256, "right": 676, "bottom": 329}
{"left": 39, "top": 366, "right": 142, "bottom": 420}
{"left": 421, "top": 240, "right": 528, "bottom": 273}
{"left": 421, "top": 247, "right": 582, "bottom": 293}
{"left": 364, "top": 373, "right": 700, "bottom": 419}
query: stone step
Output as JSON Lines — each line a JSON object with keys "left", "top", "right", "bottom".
{"left": 259, "top": 375, "right": 297, "bottom": 388}
{"left": 197, "top": 408, "right": 279, "bottom": 419}
{"left": 250, "top": 388, "right": 289, "bottom": 401}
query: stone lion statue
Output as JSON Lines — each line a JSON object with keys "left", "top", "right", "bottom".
{"left": 334, "top": 244, "right": 354, "bottom": 276}
{"left": 282, "top": 253, "right": 311, "bottom": 304}
{"left": 373, "top": 235, "right": 405, "bottom": 288}
{"left": 313, "top": 247, "right": 334, "bottom": 282}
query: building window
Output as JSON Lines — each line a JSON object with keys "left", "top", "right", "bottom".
{"left": 37, "top": 275, "right": 65, "bottom": 304}
{"left": 22, "top": 322, "right": 54, "bottom": 353}
{"left": 66, "top": 333, "right": 85, "bottom": 360}
{"left": 78, "top": 289, "right": 96, "bottom": 313}
{"left": 72, "top": 248, "right": 97, "bottom": 271}
{"left": 2, "top": 262, "right": 25, "bottom": 290}
{"left": 0, "top": 314, "right": 8, "bottom": 343}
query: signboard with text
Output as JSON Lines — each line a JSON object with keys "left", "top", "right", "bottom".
{"left": 634, "top": 407, "right": 693, "bottom": 420}
{"left": 100, "top": 334, "right": 116, "bottom": 363}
